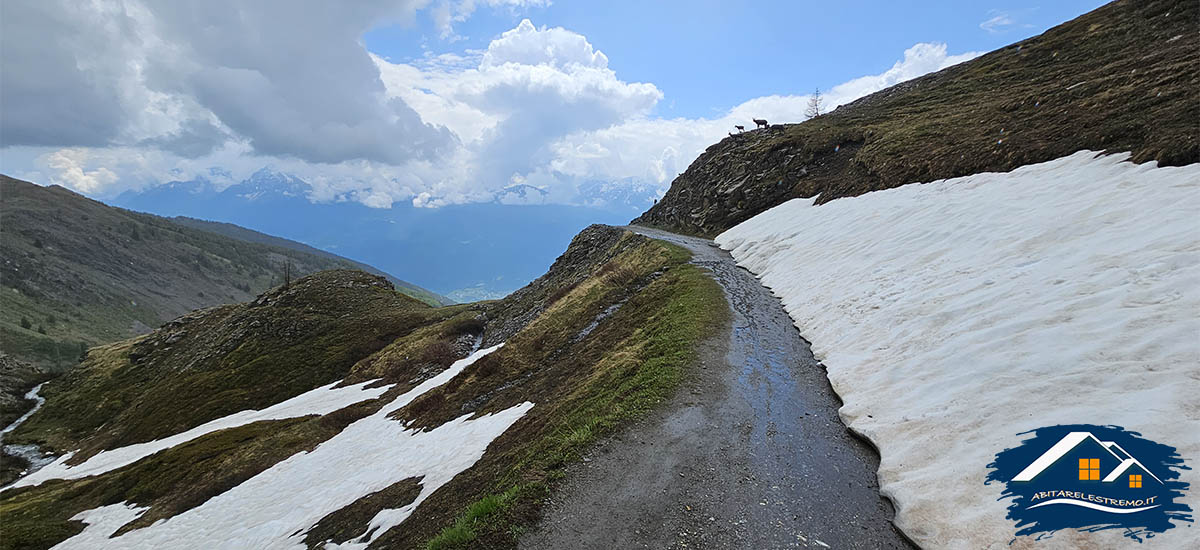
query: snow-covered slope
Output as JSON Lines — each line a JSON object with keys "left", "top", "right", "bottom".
{"left": 11, "top": 379, "right": 393, "bottom": 489}
{"left": 715, "top": 151, "right": 1199, "bottom": 548}
{"left": 47, "top": 345, "right": 534, "bottom": 550}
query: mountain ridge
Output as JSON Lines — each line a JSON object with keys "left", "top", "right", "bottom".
{"left": 0, "top": 174, "right": 445, "bottom": 375}
{"left": 634, "top": 0, "right": 1198, "bottom": 236}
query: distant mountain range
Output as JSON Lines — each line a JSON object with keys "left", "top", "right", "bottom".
{"left": 111, "top": 169, "right": 660, "bottom": 297}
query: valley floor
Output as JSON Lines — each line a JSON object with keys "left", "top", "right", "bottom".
{"left": 519, "top": 226, "right": 912, "bottom": 549}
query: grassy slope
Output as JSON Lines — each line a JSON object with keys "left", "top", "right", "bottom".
{"left": 424, "top": 260, "right": 723, "bottom": 549}
{"left": 0, "top": 227, "right": 727, "bottom": 550}
{"left": 375, "top": 229, "right": 728, "bottom": 549}
{"left": 0, "top": 175, "right": 441, "bottom": 374}
{"left": 5, "top": 270, "right": 450, "bottom": 457}
{"left": 0, "top": 269, "right": 481, "bottom": 549}
{"left": 634, "top": 0, "right": 1199, "bottom": 236}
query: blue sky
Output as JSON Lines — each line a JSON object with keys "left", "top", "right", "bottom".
{"left": 366, "top": 1, "right": 1107, "bottom": 119}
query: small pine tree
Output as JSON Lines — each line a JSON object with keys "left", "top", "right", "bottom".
{"left": 805, "top": 87, "right": 824, "bottom": 120}
{"left": 20, "top": 317, "right": 32, "bottom": 330}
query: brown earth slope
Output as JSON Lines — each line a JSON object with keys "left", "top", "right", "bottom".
{"left": 634, "top": 0, "right": 1198, "bottom": 236}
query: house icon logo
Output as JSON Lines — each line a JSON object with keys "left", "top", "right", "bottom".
{"left": 986, "top": 424, "right": 1192, "bottom": 542}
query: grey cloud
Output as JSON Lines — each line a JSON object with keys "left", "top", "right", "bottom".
{"left": 142, "top": 1, "right": 457, "bottom": 165}
{"left": 2, "top": 0, "right": 457, "bottom": 166}
{"left": 140, "top": 119, "right": 230, "bottom": 159}
{"left": 0, "top": 1, "right": 135, "bottom": 147}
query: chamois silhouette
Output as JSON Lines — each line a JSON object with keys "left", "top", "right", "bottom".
{"left": 734, "top": 125, "right": 745, "bottom": 132}
{"left": 753, "top": 118, "right": 769, "bottom": 129}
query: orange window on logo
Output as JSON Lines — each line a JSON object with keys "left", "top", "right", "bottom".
{"left": 1130, "top": 474, "right": 1143, "bottom": 488}
{"left": 1079, "top": 458, "right": 1100, "bottom": 480}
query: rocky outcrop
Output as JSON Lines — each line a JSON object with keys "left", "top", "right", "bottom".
{"left": 635, "top": 0, "right": 1198, "bottom": 236}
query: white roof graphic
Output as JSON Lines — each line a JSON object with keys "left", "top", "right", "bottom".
{"left": 1011, "top": 431, "right": 1162, "bottom": 483}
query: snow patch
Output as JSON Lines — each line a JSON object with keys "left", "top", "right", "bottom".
{"left": 1, "top": 383, "right": 47, "bottom": 438}
{"left": 1, "top": 383, "right": 57, "bottom": 480}
{"left": 48, "top": 344, "right": 534, "bottom": 549}
{"left": 11, "top": 379, "right": 395, "bottom": 490}
{"left": 715, "top": 151, "right": 1199, "bottom": 548}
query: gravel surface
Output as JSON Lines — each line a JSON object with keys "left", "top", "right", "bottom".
{"left": 518, "top": 226, "right": 915, "bottom": 550}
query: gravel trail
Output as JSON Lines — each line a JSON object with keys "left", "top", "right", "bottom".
{"left": 518, "top": 226, "right": 914, "bottom": 549}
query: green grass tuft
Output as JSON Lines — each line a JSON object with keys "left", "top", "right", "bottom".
{"left": 426, "top": 486, "right": 522, "bottom": 550}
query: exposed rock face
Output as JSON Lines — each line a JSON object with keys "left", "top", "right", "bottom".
{"left": 635, "top": 0, "right": 1199, "bottom": 236}
{"left": 633, "top": 126, "right": 819, "bottom": 236}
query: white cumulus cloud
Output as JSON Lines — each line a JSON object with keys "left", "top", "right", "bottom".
{"left": 375, "top": 19, "right": 662, "bottom": 206}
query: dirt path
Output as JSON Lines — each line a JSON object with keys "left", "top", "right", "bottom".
{"left": 518, "top": 226, "right": 914, "bottom": 549}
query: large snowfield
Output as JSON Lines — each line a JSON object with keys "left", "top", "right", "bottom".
{"left": 716, "top": 151, "right": 1199, "bottom": 549}
{"left": 44, "top": 344, "right": 534, "bottom": 550}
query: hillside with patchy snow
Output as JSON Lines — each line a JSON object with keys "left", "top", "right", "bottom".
{"left": 45, "top": 346, "right": 532, "bottom": 550}
{"left": 716, "top": 151, "right": 1199, "bottom": 548}
{"left": 0, "top": 227, "right": 726, "bottom": 549}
